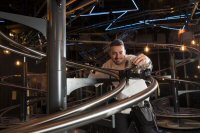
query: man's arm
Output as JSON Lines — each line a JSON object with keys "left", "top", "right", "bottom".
{"left": 132, "top": 53, "right": 153, "bottom": 71}
{"left": 88, "top": 61, "right": 110, "bottom": 79}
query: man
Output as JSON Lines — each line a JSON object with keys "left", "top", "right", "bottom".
{"left": 90, "top": 39, "right": 155, "bottom": 133}
{"left": 94, "top": 39, "right": 152, "bottom": 78}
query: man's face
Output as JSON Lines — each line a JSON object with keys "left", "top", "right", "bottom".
{"left": 110, "top": 45, "right": 126, "bottom": 65}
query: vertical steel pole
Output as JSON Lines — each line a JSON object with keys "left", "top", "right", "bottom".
{"left": 170, "top": 48, "right": 179, "bottom": 113}
{"left": 47, "top": 0, "right": 66, "bottom": 114}
{"left": 183, "top": 52, "right": 190, "bottom": 107}
{"left": 20, "top": 57, "right": 27, "bottom": 121}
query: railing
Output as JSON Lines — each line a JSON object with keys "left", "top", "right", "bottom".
{"left": 1, "top": 61, "right": 158, "bottom": 133}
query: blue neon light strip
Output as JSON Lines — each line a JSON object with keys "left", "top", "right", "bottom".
{"left": 89, "top": 0, "right": 138, "bottom": 15}
{"left": 105, "top": 11, "right": 127, "bottom": 31}
{"left": 106, "top": 21, "right": 145, "bottom": 31}
{"left": 106, "top": 12, "right": 200, "bottom": 31}
{"left": 89, "top": 5, "right": 96, "bottom": 14}
{"left": 71, "top": 0, "right": 139, "bottom": 17}
{"left": 159, "top": 26, "right": 180, "bottom": 30}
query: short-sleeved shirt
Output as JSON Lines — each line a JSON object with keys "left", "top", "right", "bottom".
{"left": 93, "top": 54, "right": 152, "bottom": 78}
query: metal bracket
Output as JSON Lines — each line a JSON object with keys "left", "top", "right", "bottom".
{"left": 0, "top": 11, "right": 47, "bottom": 37}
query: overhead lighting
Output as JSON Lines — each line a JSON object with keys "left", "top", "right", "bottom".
{"left": 15, "top": 60, "right": 22, "bottom": 66}
{"left": 106, "top": 21, "right": 144, "bottom": 31}
{"left": 71, "top": 0, "right": 139, "bottom": 17}
{"left": 0, "top": 20, "right": 5, "bottom": 23}
{"left": 9, "top": 32, "right": 14, "bottom": 37}
{"left": 144, "top": 45, "right": 150, "bottom": 53}
{"left": 105, "top": 11, "right": 127, "bottom": 31}
{"left": 197, "top": 65, "right": 200, "bottom": 69}
{"left": 3, "top": 49, "right": 11, "bottom": 55}
{"left": 191, "top": 39, "right": 196, "bottom": 45}
{"left": 105, "top": 14, "right": 186, "bottom": 31}
{"left": 159, "top": 26, "right": 180, "bottom": 30}
{"left": 88, "top": 0, "right": 138, "bottom": 16}
{"left": 178, "top": 29, "right": 185, "bottom": 35}
{"left": 180, "top": 45, "right": 186, "bottom": 52}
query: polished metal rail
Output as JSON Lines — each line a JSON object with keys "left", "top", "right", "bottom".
{"left": 1, "top": 76, "right": 157, "bottom": 133}
{"left": 0, "top": 82, "right": 47, "bottom": 93}
{"left": 66, "top": 61, "right": 119, "bottom": 79}
{"left": 0, "top": 44, "right": 42, "bottom": 59}
{"left": 0, "top": 30, "right": 46, "bottom": 57}
{"left": 23, "top": 77, "right": 158, "bottom": 133}
{"left": 1, "top": 61, "right": 125, "bottom": 132}
{"left": 0, "top": 61, "right": 158, "bottom": 133}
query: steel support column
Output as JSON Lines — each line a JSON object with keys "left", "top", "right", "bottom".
{"left": 170, "top": 48, "right": 179, "bottom": 113}
{"left": 47, "top": 0, "right": 66, "bottom": 114}
{"left": 20, "top": 57, "right": 27, "bottom": 121}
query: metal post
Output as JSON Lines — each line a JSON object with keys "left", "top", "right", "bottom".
{"left": 183, "top": 52, "right": 190, "bottom": 107}
{"left": 20, "top": 57, "right": 27, "bottom": 121}
{"left": 156, "top": 48, "right": 161, "bottom": 98}
{"left": 170, "top": 48, "right": 179, "bottom": 113}
{"left": 47, "top": 0, "right": 66, "bottom": 114}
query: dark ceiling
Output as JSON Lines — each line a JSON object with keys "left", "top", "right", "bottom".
{"left": 0, "top": 0, "right": 198, "bottom": 57}
{"left": 0, "top": 0, "right": 199, "bottom": 74}
{"left": 0, "top": 0, "right": 199, "bottom": 35}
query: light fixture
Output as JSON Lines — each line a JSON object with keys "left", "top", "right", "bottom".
{"left": 144, "top": 45, "right": 150, "bottom": 53}
{"left": 191, "top": 39, "right": 196, "bottom": 45}
{"left": 178, "top": 29, "right": 185, "bottom": 35}
{"left": 9, "top": 32, "right": 14, "bottom": 37}
{"left": 15, "top": 60, "right": 22, "bottom": 66}
{"left": 180, "top": 45, "right": 186, "bottom": 52}
{"left": 3, "top": 49, "right": 11, "bottom": 55}
{"left": 197, "top": 65, "right": 200, "bottom": 69}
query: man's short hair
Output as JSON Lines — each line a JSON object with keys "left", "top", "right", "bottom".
{"left": 110, "top": 39, "right": 124, "bottom": 47}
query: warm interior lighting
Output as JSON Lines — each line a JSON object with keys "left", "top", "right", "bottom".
{"left": 9, "top": 32, "right": 14, "bottom": 37}
{"left": 144, "top": 45, "right": 150, "bottom": 53}
{"left": 197, "top": 65, "right": 200, "bottom": 69}
{"left": 180, "top": 45, "right": 186, "bottom": 52}
{"left": 178, "top": 29, "right": 185, "bottom": 35}
{"left": 15, "top": 60, "right": 22, "bottom": 66}
{"left": 191, "top": 39, "right": 196, "bottom": 45}
{"left": 3, "top": 49, "right": 11, "bottom": 55}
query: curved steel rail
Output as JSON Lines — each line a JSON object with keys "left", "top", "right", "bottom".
{"left": 0, "top": 81, "right": 47, "bottom": 93}
{"left": 0, "top": 30, "right": 46, "bottom": 57}
{"left": 66, "top": 61, "right": 119, "bottom": 79}
{"left": 0, "top": 105, "right": 20, "bottom": 118}
{"left": 152, "top": 96, "right": 200, "bottom": 118}
{"left": 1, "top": 61, "right": 125, "bottom": 132}
{"left": 154, "top": 75, "right": 200, "bottom": 86}
{"left": 18, "top": 77, "right": 157, "bottom": 133}
{"left": 0, "top": 44, "right": 43, "bottom": 59}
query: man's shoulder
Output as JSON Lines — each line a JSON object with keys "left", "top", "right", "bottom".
{"left": 125, "top": 54, "right": 136, "bottom": 60}
{"left": 102, "top": 59, "right": 112, "bottom": 68}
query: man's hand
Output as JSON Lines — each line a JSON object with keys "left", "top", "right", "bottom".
{"left": 132, "top": 53, "right": 149, "bottom": 66}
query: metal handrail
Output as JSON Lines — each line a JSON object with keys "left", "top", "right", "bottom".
{"left": 23, "top": 77, "right": 158, "bottom": 133}
{"left": 0, "top": 30, "right": 46, "bottom": 57}
{"left": 2, "top": 76, "right": 157, "bottom": 133}
{"left": 0, "top": 44, "right": 42, "bottom": 59}
{"left": 66, "top": 61, "right": 119, "bottom": 79}
{"left": 0, "top": 82, "right": 47, "bottom": 93}
{"left": 1, "top": 61, "right": 125, "bottom": 132}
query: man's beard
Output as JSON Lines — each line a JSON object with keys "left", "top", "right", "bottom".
{"left": 113, "top": 58, "right": 125, "bottom": 65}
